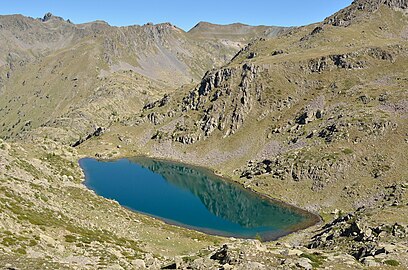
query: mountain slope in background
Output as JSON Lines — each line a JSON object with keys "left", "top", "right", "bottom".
{"left": 188, "top": 21, "right": 288, "bottom": 40}
{"left": 0, "top": 13, "right": 286, "bottom": 141}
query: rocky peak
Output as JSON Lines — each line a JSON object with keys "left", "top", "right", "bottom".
{"left": 325, "top": 0, "right": 407, "bottom": 27}
{"left": 40, "top": 12, "right": 65, "bottom": 23}
{"left": 143, "top": 22, "right": 178, "bottom": 29}
{"left": 42, "top": 12, "right": 53, "bottom": 22}
{"left": 141, "top": 22, "right": 181, "bottom": 37}
{"left": 189, "top": 21, "right": 217, "bottom": 31}
{"left": 381, "top": 0, "right": 408, "bottom": 9}
{"left": 156, "top": 22, "right": 180, "bottom": 31}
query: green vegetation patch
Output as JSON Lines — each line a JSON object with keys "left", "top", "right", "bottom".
{"left": 42, "top": 153, "right": 77, "bottom": 181}
{"left": 384, "top": 259, "right": 400, "bottom": 266}
{"left": 13, "top": 159, "right": 43, "bottom": 179}
{"left": 300, "top": 252, "right": 326, "bottom": 268}
{"left": 342, "top": 148, "right": 353, "bottom": 155}
{"left": 64, "top": 234, "right": 77, "bottom": 243}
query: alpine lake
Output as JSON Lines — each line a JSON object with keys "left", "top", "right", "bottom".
{"left": 79, "top": 157, "right": 319, "bottom": 241}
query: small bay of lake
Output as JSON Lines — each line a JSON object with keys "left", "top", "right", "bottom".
{"left": 79, "top": 157, "right": 318, "bottom": 240}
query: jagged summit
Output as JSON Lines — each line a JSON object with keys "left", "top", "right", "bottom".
{"left": 325, "top": 0, "right": 407, "bottom": 26}
{"left": 140, "top": 21, "right": 182, "bottom": 33}
{"left": 42, "top": 12, "right": 53, "bottom": 22}
{"left": 143, "top": 22, "right": 175, "bottom": 27}
{"left": 39, "top": 12, "right": 65, "bottom": 22}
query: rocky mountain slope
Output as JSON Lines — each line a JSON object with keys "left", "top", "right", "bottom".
{"left": 0, "top": 0, "right": 407, "bottom": 269}
{"left": 0, "top": 13, "right": 285, "bottom": 142}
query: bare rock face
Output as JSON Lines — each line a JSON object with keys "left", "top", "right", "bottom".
{"left": 210, "top": 244, "right": 232, "bottom": 265}
{"left": 382, "top": 0, "right": 408, "bottom": 9}
{"left": 41, "top": 12, "right": 54, "bottom": 22}
{"left": 143, "top": 94, "right": 170, "bottom": 110}
{"left": 71, "top": 126, "right": 106, "bottom": 147}
{"left": 142, "top": 62, "right": 265, "bottom": 145}
{"left": 181, "top": 63, "right": 263, "bottom": 141}
{"left": 145, "top": 62, "right": 264, "bottom": 145}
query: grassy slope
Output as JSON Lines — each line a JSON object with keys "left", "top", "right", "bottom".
{"left": 0, "top": 139, "right": 221, "bottom": 269}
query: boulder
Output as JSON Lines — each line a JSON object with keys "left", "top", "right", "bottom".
{"left": 296, "top": 258, "right": 313, "bottom": 270}
{"left": 271, "top": 50, "right": 284, "bottom": 56}
{"left": 132, "top": 259, "right": 146, "bottom": 269}
{"left": 248, "top": 52, "right": 257, "bottom": 59}
{"left": 362, "top": 256, "right": 379, "bottom": 267}
{"left": 210, "top": 245, "right": 231, "bottom": 265}
{"left": 42, "top": 12, "right": 53, "bottom": 22}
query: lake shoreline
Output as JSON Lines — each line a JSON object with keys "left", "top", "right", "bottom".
{"left": 79, "top": 155, "right": 322, "bottom": 242}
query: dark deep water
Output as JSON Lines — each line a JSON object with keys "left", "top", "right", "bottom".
{"left": 79, "top": 157, "right": 318, "bottom": 240}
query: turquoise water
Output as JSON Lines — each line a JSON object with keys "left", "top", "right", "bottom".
{"left": 80, "top": 157, "right": 316, "bottom": 240}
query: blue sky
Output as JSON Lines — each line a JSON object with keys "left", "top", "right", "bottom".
{"left": 0, "top": 0, "right": 353, "bottom": 31}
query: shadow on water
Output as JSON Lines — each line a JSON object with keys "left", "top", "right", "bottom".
{"left": 80, "top": 157, "right": 319, "bottom": 241}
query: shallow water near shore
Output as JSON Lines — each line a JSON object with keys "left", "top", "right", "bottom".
{"left": 79, "top": 157, "right": 318, "bottom": 240}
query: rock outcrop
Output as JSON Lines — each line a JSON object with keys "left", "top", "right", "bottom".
{"left": 71, "top": 126, "right": 106, "bottom": 147}
{"left": 309, "top": 208, "right": 407, "bottom": 262}
{"left": 240, "top": 151, "right": 349, "bottom": 191}
{"left": 305, "top": 47, "right": 394, "bottom": 73}
{"left": 324, "top": 0, "right": 408, "bottom": 27}
{"left": 176, "top": 63, "right": 263, "bottom": 141}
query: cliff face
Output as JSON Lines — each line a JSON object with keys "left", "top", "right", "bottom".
{"left": 181, "top": 63, "right": 262, "bottom": 139}
{"left": 139, "top": 63, "right": 264, "bottom": 144}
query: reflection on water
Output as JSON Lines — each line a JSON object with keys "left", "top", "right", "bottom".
{"left": 80, "top": 157, "right": 316, "bottom": 240}
{"left": 133, "top": 158, "right": 303, "bottom": 229}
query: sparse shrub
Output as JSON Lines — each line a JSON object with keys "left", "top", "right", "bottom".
{"left": 255, "top": 233, "right": 263, "bottom": 241}
{"left": 2, "top": 236, "right": 17, "bottom": 246}
{"left": 300, "top": 252, "right": 325, "bottom": 268}
{"left": 64, "top": 234, "right": 77, "bottom": 243}
{"left": 28, "top": 239, "right": 38, "bottom": 246}
{"left": 342, "top": 148, "right": 353, "bottom": 155}
{"left": 384, "top": 259, "right": 400, "bottom": 266}
{"left": 14, "top": 247, "right": 26, "bottom": 254}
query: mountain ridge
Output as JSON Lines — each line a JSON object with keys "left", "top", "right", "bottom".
{"left": 0, "top": 12, "right": 286, "bottom": 140}
{"left": 324, "top": 0, "right": 408, "bottom": 26}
